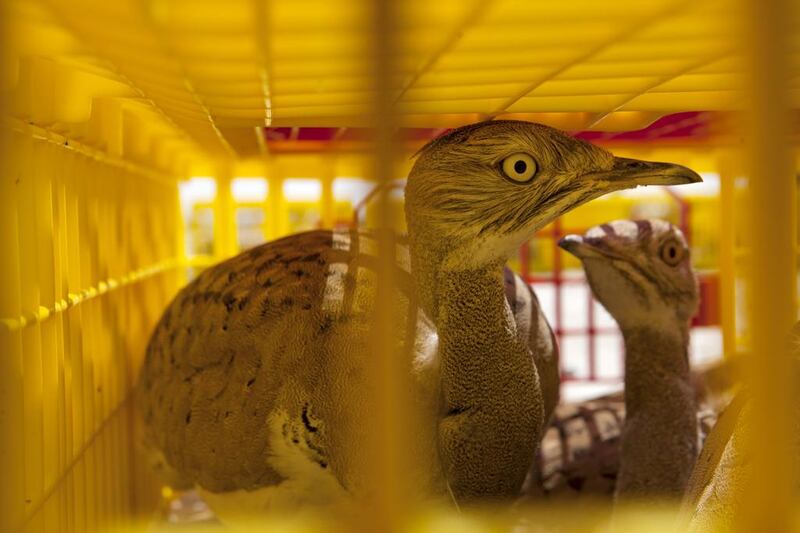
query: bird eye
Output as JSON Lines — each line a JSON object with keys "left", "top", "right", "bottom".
{"left": 501, "top": 153, "right": 537, "bottom": 184}
{"left": 660, "top": 239, "right": 684, "bottom": 266}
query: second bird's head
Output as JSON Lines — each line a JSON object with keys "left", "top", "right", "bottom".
{"left": 405, "top": 120, "right": 701, "bottom": 269}
{"left": 559, "top": 219, "right": 699, "bottom": 328}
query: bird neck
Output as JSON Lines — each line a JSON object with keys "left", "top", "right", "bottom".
{"left": 407, "top": 228, "right": 509, "bottom": 330}
{"left": 616, "top": 321, "right": 697, "bottom": 499}
{"left": 621, "top": 323, "right": 691, "bottom": 406}
{"left": 407, "top": 234, "right": 544, "bottom": 500}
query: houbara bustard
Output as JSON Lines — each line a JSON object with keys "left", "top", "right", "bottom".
{"left": 138, "top": 121, "right": 701, "bottom": 515}
{"left": 550, "top": 220, "right": 798, "bottom": 528}
{"left": 538, "top": 220, "right": 700, "bottom": 501}
{"left": 526, "top": 220, "right": 704, "bottom": 498}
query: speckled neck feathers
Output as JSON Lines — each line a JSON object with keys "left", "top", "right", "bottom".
{"left": 617, "top": 324, "right": 697, "bottom": 500}
{"left": 432, "top": 263, "right": 544, "bottom": 501}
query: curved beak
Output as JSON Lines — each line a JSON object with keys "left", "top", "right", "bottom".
{"left": 517, "top": 154, "right": 702, "bottom": 240}
{"left": 590, "top": 157, "right": 703, "bottom": 188}
{"left": 558, "top": 235, "right": 592, "bottom": 259}
{"left": 558, "top": 234, "right": 614, "bottom": 260}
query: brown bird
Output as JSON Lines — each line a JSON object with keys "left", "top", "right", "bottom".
{"left": 523, "top": 219, "right": 709, "bottom": 500}
{"left": 137, "top": 121, "right": 701, "bottom": 515}
{"left": 559, "top": 220, "right": 700, "bottom": 500}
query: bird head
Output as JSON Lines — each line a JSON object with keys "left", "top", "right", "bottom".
{"left": 405, "top": 120, "right": 702, "bottom": 270}
{"left": 559, "top": 219, "right": 699, "bottom": 329}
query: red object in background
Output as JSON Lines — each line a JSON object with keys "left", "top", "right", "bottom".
{"left": 693, "top": 274, "right": 720, "bottom": 327}
{"left": 574, "top": 111, "right": 710, "bottom": 143}
{"left": 267, "top": 109, "right": 800, "bottom": 153}
{"left": 262, "top": 111, "right": 725, "bottom": 152}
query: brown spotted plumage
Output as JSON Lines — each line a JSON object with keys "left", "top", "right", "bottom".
{"left": 138, "top": 121, "right": 701, "bottom": 513}
{"left": 140, "top": 228, "right": 558, "bottom": 496}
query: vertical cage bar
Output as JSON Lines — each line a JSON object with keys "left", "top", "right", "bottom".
{"left": 365, "top": 0, "right": 412, "bottom": 530}
{"left": 553, "top": 219, "right": 564, "bottom": 338}
{"left": 268, "top": 162, "right": 287, "bottom": 240}
{"left": 519, "top": 242, "right": 530, "bottom": 281}
{"left": 321, "top": 160, "right": 335, "bottom": 229}
{"left": 739, "top": 0, "right": 797, "bottom": 530}
{"left": 265, "top": 162, "right": 280, "bottom": 241}
{"left": 19, "top": 133, "right": 45, "bottom": 532}
{"left": 0, "top": 139, "right": 26, "bottom": 532}
{"left": 718, "top": 156, "right": 737, "bottom": 359}
{"left": 587, "top": 290, "right": 596, "bottom": 381}
{"left": 214, "top": 167, "right": 236, "bottom": 259}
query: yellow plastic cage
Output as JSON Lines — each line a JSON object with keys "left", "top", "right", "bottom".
{"left": 1, "top": 0, "right": 798, "bottom": 531}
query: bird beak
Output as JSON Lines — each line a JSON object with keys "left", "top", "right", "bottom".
{"left": 589, "top": 157, "right": 703, "bottom": 188}
{"left": 558, "top": 234, "right": 613, "bottom": 260}
{"left": 558, "top": 235, "right": 591, "bottom": 259}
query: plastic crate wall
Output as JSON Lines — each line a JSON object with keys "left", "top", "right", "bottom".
{"left": 0, "top": 122, "right": 184, "bottom": 532}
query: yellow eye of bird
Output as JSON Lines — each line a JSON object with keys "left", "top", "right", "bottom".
{"left": 660, "top": 239, "right": 684, "bottom": 266}
{"left": 501, "top": 153, "right": 537, "bottom": 183}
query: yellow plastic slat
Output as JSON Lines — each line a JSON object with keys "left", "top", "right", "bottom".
{"left": 17, "top": 132, "right": 46, "bottom": 532}
{"left": 1, "top": 114, "right": 186, "bottom": 531}
{"left": 0, "top": 132, "right": 26, "bottom": 532}
{"left": 740, "top": 0, "right": 797, "bottom": 530}
{"left": 1, "top": 0, "right": 795, "bottom": 154}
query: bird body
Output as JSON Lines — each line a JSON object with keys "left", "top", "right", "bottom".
{"left": 141, "top": 229, "right": 442, "bottom": 503}
{"left": 140, "top": 228, "right": 559, "bottom": 506}
{"left": 138, "top": 121, "right": 701, "bottom": 513}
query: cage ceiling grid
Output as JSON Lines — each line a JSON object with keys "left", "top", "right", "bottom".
{"left": 5, "top": 0, "right": 795, "bottom": 164}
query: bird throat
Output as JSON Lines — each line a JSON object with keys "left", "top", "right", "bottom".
{"left": 406, "top": 225, "right": 508, "bottom": 321}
